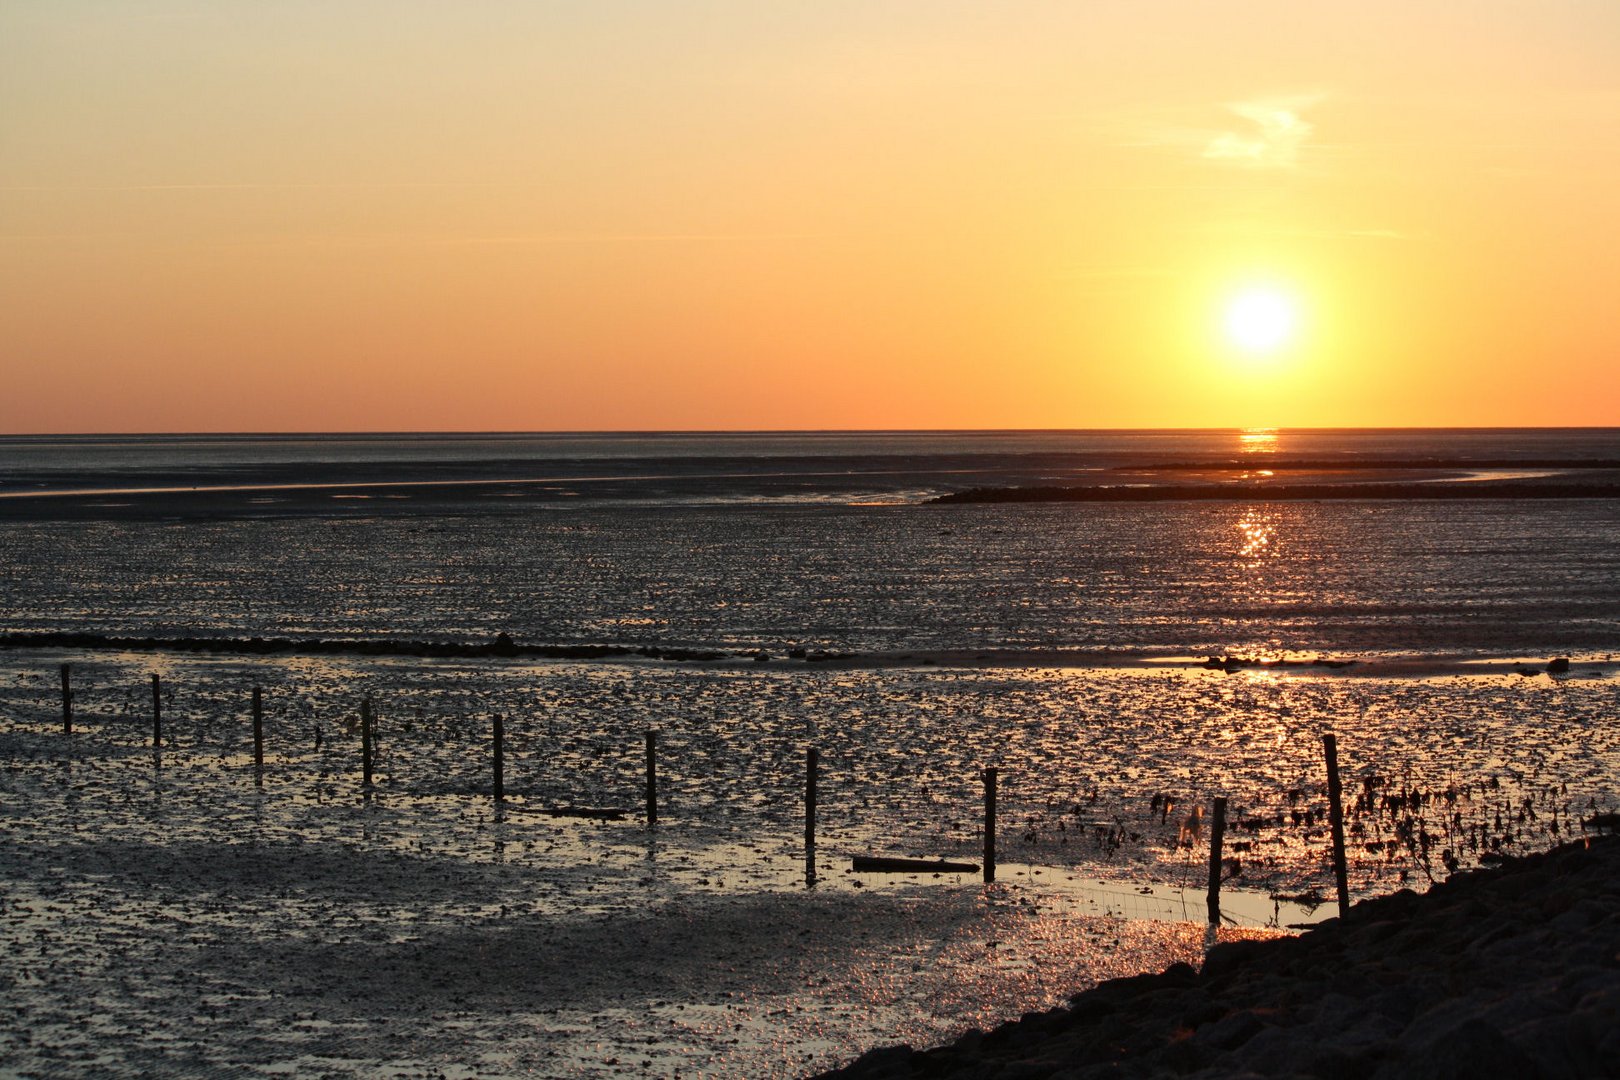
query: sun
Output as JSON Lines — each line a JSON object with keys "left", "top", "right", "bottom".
{"left": 1223, "top": 286, "right": 1299, "bottom": 354}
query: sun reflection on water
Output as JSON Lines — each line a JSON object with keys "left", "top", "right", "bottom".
{"left": 1236, "top": 512, "right": 1277, "bottom": 559}
{"left": 1238, "top": 429, "right": 1278, "bottom": 453}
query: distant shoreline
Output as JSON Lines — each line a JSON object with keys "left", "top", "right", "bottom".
{"left": 2, "top": 632, "right": 1609, "bottom": 679}
{"left": 930, "top": 480, "right": 1620, "bottom": 504}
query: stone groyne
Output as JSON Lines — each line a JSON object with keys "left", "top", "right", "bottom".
{"left": 821, "top": 835, "right": 1620, "bottom": 1079}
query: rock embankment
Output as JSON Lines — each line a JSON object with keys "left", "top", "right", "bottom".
{"left": 819, "top": 836, "right": 1620, "bottom": 1079}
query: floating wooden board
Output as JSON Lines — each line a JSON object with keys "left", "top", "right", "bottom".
{"left": 516, "top": 806, "right": 627, "bottom": 820}
{"left": 851, "top": 856, "right": 979, "bottom": 874}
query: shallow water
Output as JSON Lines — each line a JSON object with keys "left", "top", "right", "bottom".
{"left": 4, "top": 499, "right": 1620, "bottom": 657}
{"left": 3, "top": 650, "right": 1616, "bottom": 1075}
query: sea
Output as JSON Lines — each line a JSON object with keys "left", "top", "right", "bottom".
{"left": 2, "top": 427, "right": 1618, "bottom": 655}
{"left": 2, "top": 429, "right": 1618, "bottom": 1076}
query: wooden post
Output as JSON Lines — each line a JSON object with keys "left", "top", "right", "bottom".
{"left": 645, "top": 731, "right": 657, "bottom": 827}
{"left": 983, "top": 766, "right": 998, "bottom": 884}
{"left": 492, "top": 713, "right": 505, "bottom": 802}
{"left": 1207, "top": 796, "right": 1228, "bottom": 925}
{"left": 60, "top": 663, "right": 72, "bottom": 735}
{"left": 805, "top": 746, "right": 818, "bottom": 886}
{"left": 151, "top": 673, "right": 162, "bottom": 749}
{"left": 361, "top": 697, "right": 374, "bottom": 792}
{"left": 1324, "top": 733, "right": 1350, "bottom": 919}
{"left": 251, "top": 686, "right": 264, "bottom": 783}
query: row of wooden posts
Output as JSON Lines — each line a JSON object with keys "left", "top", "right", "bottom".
{"left": 50, "top": 663, "right": 1352, "bottom": 922}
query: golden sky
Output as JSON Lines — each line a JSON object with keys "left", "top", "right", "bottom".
{"left": 3, "top": 2, "right": 1618, "bottom": 432}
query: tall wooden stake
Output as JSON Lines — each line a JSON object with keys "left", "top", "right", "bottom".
{"left": 805, "top": 746, "right": 818, "bottom": 886}
{"left": 151, "top": 673, "right": 162, "bottom": 749}
{"left": 983, "top": 766, "right": 998, "bottom": 884}
{"left": 1324, "top": 733, "right": 1350, "bottom": 918}
{"left": 1207, "top": 796, "right": 1228, "bottom": 926}
{"left": 60, "top": 663, "right": 72, "bottom": 735}
{"left": 492, "top": 713, "right": 505, "bottom": 802}
{"left": 361, "top": 697, "right": 374, "bottom": 792}
{"left": 645, "top": 731, "right": 657, "bottom": 827}
{"left": 251, "top": 686, "right": 264, "bottom": 784}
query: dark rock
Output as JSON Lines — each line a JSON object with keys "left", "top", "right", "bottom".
{"left": 1201, "top": 938, "right": 1275, "bottom": 980}
{"left": 821, "top": 837, "right": 1620, "bottom": 1080}
{"left": 1191, "top": 1008, "right": 1266, "bottom": 1051}
{"left": 1547, "top": 657, "right": 1570, "bottom": 673}
{"left": 1382, "top": 1016, "right": 1546, "bottom": 1080}
{"left": 826, "top": 1043, "right": 914, "bottom": 1078}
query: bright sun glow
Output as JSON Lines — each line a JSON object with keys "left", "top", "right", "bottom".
{"left": 1224, "top": 287, "right": 1299, "bottom": 354}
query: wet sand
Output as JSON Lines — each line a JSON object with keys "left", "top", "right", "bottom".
{"left": 3, "top": 648, "right": 1615, "bottom": 1076}
{"left": 0, "top": 723, "right": 1282, "bottom": 1077}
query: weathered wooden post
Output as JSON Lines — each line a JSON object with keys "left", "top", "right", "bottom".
{"left": 645, "top": 730, "right": 658, "bottom": 827}
{"left": 150, "top": 673, "right": 163, "bottom": 748}
{"left": 983, "top": 766, "right": 998, "bottom": 884}
{"left": 60, "top": 663, "right": 72, "bottom": 735}
{"left": 360, "top": 697, "right": 374, "bottom": 792}
{"left": 1324, "top": 733, "right": 1350, "bottom": 919}
{"left": 251, "top": 686, "right": 264, "bottom": 783}
{"left": 492, "top": 713, "right": 505, "bottom": 802}
{"left": 1207, "top": 796, "right": 1228, "bottom": 925}
{"left": 805, "top": 746, "right": 818, "bottom": 886}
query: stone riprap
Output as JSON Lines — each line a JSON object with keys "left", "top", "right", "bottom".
{"left": 820, "top": 836, "right": 1620, "bottom": 1079}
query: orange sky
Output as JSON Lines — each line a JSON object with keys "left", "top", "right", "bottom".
{"left": 3, "top": 2, "right": 1618, "bottom": 432}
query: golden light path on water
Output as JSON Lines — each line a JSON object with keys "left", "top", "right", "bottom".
{"left": 1239, "top": 429, "right": 1279, "bottom": 453}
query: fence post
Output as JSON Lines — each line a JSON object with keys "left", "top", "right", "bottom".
{"left": 151, "top": 673, "right": 162, "bottom": 748}
{"left": 492, "top": 713, "right": 505, "bottom": 802}
{"left": 1207, "top": 796, "right": 1228, "bottom": 925}
{"left": 805, "top": 746, "right": 818, "bottom": 886}
{"left": 645, "top": 731, "right": 657, "bottom": 827}
{"left": 1324, "top": 733, "right": 1350, "bottom": 919}
{"left": 60, "top": 664, "right": 72, "bottom": 735}
{"left": 983, "top": 766, "right": 998, "bottom": 884}
{"left": 252, "top": 686, "right": 264, "bottom": 784}
{"left": 361, "top": 697, "right": 374, "bottom": 792}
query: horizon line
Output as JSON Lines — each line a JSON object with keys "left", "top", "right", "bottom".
{"left": 2, "top": 425, "right": 1618, "bottom": 440}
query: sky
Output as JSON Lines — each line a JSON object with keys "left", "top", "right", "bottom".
{"left": 3, "top": 1, "right": 1618, "bottom": 432}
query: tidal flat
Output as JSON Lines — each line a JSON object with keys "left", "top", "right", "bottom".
{"left": 2, "top": 652, "right": 1615, "bottom": 1076}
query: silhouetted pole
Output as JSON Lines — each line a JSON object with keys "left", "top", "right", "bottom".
{"left": 645, "top": 731, "right": 657, "bottom": 827}
{"left": 983, "top": 767, "right": 998, "bottom": 884}
{"left": 1324, "top": 734, "right": 1350, "bottom": 919}
{"left": 805, "top": 746, "right": 818, "bottom": 886}
{"left": 492, "top": 713, "right": 505, "bottom": 802}
{"left": 361, "top": 697, "right": 374, "bottom": 792}
{"left": 251, "top": 686, "right": 264, "bottom": 784}
{"left": 60, "top": 664, "right": 72, "bottom": 735}
{"left": 151, "top": 673, "right": 162, "bottom": 749}
{"left": 1207, "top": 796, "right": 1228, "bottom": 926}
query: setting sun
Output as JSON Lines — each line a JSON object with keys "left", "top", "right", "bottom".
{"left": 1224, "top": 287, "right": 1300, "bottom": 355}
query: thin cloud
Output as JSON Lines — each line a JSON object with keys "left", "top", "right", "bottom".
{"left": 1196, "top": 221, "right": 1408, "bottom": 242}
{"left": 1203, "top": 97, "right": 1320, "bottom": 169}
{"left": 0, "top": 182, "right": 504, "bottom": 192}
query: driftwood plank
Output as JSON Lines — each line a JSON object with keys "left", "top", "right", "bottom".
{"left": 504, "top": 806, "right": 627, "bottom": 820}
{"left": 852, "top": 856, "right": 980, "bottom": 874}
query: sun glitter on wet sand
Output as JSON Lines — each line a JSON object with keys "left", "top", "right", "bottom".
{"left": 3, "top": 647, "right": 1616, "bottom": 1076}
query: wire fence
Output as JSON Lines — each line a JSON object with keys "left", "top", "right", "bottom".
{"left": 3, "top": 656, "right": 1616, "bottom": 927}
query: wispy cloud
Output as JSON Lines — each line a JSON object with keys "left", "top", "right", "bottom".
{"left": 1203, "top": 96, "right": 1320, "bottom": 168}
{"left": 0, "top": 182, "right": 504, "bottom": 192}
{"left": 1196, "top": 222, "right": 1409, "bottom": 243}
